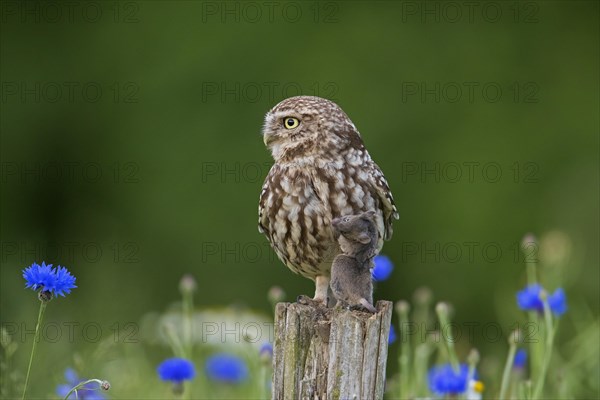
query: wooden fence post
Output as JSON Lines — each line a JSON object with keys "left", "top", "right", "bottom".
{"left": 273, "top": 300, "right": 393, "bottom": 400}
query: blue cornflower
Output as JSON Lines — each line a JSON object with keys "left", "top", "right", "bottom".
{"left": 428, "top": 363, "right": 470, "bottom": 395}
{"left": 205, "top": 353, "right": 249, "bottom": 384}
{"left": 372, "top": 255, "right": 393, "bottom": 281}
{"left": 56, "top": 368, "right": 105, "bottom": 400}
{"left": 388, "top": 325, "right": 397, "bottom": 344}
{"left": 23, "top": 262, "right": 76, "bottom": 297}
{"left": 516, "top": 284, "right": 567, "bottom": 316}
{"left": 514, "top": 349, "right": 527, "bottom": 369}
{"left": 547, "top": 288, "right": 567, "bottom": 315}
{"left": 260, "top": 342, "right": 273, "bottom": 359}
{"left": 157, "top": 358, "right": 196, "bottom": 383}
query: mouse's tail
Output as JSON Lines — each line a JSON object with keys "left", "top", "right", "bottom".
{"left": 359, "top": 298, "right": 377, "bottom": 313}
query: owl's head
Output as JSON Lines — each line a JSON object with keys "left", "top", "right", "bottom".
{"left": 262, "top": 96, "right": 362, "bottom": 162}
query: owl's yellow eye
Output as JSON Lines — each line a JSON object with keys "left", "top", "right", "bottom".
{"left": 283, "top": 117, "right": 300, "bottom": 129}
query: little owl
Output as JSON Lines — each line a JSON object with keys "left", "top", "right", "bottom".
{"left": 258, "top": 96, "right": 398, "bottom": 305}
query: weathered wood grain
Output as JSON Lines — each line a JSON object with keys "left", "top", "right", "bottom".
{"left": 273, "top": 301, "right": 392, "bottom": 400}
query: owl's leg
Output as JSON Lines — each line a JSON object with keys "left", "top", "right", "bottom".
{"left": 296, "top": 275, "right": 330, "bottom": 307}
{"left": 313, "top": 275, "right": 330, "bottom": 304}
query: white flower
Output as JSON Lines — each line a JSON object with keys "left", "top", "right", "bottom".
{"left": 466, "top": 379, "right": 484, "bottom": 400}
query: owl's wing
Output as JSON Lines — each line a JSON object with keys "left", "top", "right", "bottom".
{"left": 258, "top": 166, "right": 275, "bottom": 237}
{"left": 258, "top": 186, "right": 269, "bottom": 236}
{"left": 368, "top": 161, "right": 399, "bottom": 241}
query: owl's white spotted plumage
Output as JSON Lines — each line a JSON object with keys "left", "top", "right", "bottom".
{"left": 258, "top": 96, "right": 398, "bottom": 303}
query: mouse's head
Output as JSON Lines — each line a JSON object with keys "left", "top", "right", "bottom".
{"left": 332, "top": 211, "right": 378, "bottom": 254}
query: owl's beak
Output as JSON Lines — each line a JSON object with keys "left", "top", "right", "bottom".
{"left": 263, "top": 131, "right": 276, "bottom": 146}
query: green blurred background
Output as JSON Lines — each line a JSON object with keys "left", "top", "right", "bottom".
{"left": 1, "top": 0, "right": 598, "bottom": 396}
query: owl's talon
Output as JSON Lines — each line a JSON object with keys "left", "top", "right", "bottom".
{"left": 297, "top": 295, "right": 311, "bottom": 305}
{"left": 333, "top": 299, "right": 353, "bottom": 311}
{"left": 297, "top": 295, "right": 327, "bottom": 307}
{"left": 349, "top": 304, "right": 375, "bottom": 313}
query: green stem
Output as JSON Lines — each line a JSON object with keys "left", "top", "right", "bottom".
{"left": 523, "top": 239, "right": 542, "bottom": 382}
{"left": 499, "top": 342, "right": 517, "bottom": 399}
{"left": 182, "top": 291, "right": 194, "bottom": 358}
{"left": 528, "top": 310, "right": 543, "bottom": 382}
{"left": 526, "top": 260, "right": 537, "bottom": 287}
{"left": 398, "top": 302, "right": 411, "bottom": 399}
{"left": 517, "top": 381, "right": 527, "bottom": 400}
{"left": 436, "top": 307, "right": 459, "bottom": 371}
{"left": 523, "top": 234, "right": 538, "bottom": 286}
{"left": 21, "top": 301, "right": 47, "bottom": 400}
{"left": 413, "top": 343, "right": 431, "bottom": 397}
{"left": 162, "top": 324, "right": 190, "bottom": 398}
{"left": 63, "top": 379, "right": 105, "bottom": 400}
{"left": 466, "top": 349, "right": 479, "bottom": 383}
{"left": 526, "top": 379, "right": 533, "bottom": 399}
{"left": 260, "top": 362, "right": 269, "bottom": 399}
{"left": 163, "top": 323, "right": 186, "bottom": 358}
{"left": 532, "top": 300, "right": 556, "bottom": 399}
{"left": 182, "top": 382, "right": 190, "bottom": 400}
{"left": 399, "top": 349, "right": 410, "bottom": 397}
{"left": 411, "top": 295, "right": 430, "bottom": 356}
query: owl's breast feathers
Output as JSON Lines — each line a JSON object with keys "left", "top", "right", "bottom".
{"left": 258, "top": 150, "right": 398, "bottom": 278}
